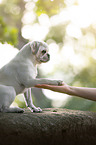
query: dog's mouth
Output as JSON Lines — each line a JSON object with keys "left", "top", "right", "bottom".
{"left": 41, "top": 54, "right": 50, "bottom": 62}
{"left": 40, "top": 58, "right": 50, "bottom": 63}
{"left": 36, "top": 53, "right": 50, "bottom": 63}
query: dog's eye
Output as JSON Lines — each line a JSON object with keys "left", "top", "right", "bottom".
{"left": 42, "top": 50, "right": 46, "bottom": 54}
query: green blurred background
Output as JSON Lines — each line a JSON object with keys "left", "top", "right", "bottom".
{"left": 0, "top": 0, "right": 96, "bottom": 111}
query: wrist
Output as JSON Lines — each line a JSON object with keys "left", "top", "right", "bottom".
{"left": 67, "top": 86, "right": 75, "bottom": 96}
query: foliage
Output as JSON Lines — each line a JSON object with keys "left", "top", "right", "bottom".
{"left": 0, "top": 0, "right": 26, "bottom": 47}
{"left": 45, "top": 24, "right": 67, "bottom": 43}
{"left": 35, "top": 0, "right": 66, "bottom": 16}
{"left": 64, "top": 97, "right": 96, "bottom": 112}
{"left": 74, "top": 59, "right": 96, "bottom": 88}
{"left": 0, "top": 17, "right": 18, "bottom": 45}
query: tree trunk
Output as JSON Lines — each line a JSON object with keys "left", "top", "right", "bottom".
{"left": 0, "top": 108, "right": 96, "bottom": 145}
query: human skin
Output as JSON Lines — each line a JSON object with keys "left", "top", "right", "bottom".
{"left": 35, "top": 83, "right": 96, "bottom": 101}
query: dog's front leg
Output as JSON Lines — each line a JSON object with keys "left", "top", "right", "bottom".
{"left": 24, "top": 88, "right": 42, "bottom": 112}
{"left": 24, "top": 78, "right": 63, "bottom": 88}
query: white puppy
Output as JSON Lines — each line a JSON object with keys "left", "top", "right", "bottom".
{"left": 0, "top": 41, "right": 63, "bottom": 113}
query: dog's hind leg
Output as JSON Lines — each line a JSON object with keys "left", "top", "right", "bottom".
{"left": 24, "top": 88, "right": 42, "bottom": 112}
{"left": 1, "top": 107, "right": 24, "bottom": 113}
{"left": 0, "top": 85, "right": 24, "bottom": 113}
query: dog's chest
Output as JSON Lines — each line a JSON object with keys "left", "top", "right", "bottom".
{"left": 29, "top": 66, "right": 37, "bottom": 79}
{"left": 32, "top": 69, "right": 37, "bottom": 78}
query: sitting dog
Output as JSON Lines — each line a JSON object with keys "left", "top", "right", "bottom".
{"left": 0, "top": 41, "right": 63, "bottom": 113}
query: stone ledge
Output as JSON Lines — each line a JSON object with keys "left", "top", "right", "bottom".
{"left": 0, "top": 108, "right": 96, "bottom": 145}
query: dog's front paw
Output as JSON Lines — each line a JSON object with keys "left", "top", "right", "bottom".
{"left": 57, "top": 80, "right": 64, "bottom": 86}
{"left": 33, "top": 107, "right": 42, "bottom": 113}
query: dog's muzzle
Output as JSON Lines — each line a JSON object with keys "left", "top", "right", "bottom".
{"left": 47, "top": 53, "right": 50, "bottom": 60}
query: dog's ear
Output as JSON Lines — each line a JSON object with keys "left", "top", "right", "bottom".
{"left": 30, "top": 41, "right": 39, "bottom": 55}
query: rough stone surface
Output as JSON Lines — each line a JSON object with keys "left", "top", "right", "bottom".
{"left": 0, "top": 108, "right": 96, "bottom": 145}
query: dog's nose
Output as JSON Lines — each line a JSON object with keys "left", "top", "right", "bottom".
{"left": 47, "top": 54, "right": 50, "bottom": 59}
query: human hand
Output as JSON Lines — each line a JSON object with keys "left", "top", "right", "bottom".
{"left": 35, "top": 83, "right": 70, "bottom": 94}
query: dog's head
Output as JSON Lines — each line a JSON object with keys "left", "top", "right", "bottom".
{"left": 30, "top": 41, "right": 50, "bottom": 64}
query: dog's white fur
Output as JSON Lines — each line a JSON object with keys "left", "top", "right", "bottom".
{"left": 0, "top": 41, "right": 63, "bottom": 113}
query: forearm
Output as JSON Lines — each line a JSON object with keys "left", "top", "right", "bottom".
{"left": 68, "top": 86, "right": 96, "bottom": 101}
{"left": 35, "top": 83, "right": 96, "bottom": 101}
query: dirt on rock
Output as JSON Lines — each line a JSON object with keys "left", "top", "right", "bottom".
{"left": 0, "top": 108, "right": 96, "bottom": 145}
